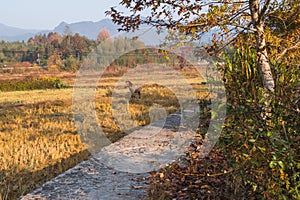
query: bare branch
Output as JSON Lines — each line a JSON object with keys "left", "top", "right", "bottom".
{"left": 228, "top": 6, "right": 250, "bottom": 22}
{"left": 200, "top": 1, "right": 248, "bottom": 7}
{"left": 276, "top": 41, "right": 300, "bottom": 61}
{"left": 214, "top": 30, "right": 244, "bottom": 53}
{"left": 258, "top": 0, "right": 271, "bottom": 23}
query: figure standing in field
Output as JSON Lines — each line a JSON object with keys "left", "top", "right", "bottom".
{"left": 125, "top": 80, "right": 141, "bottom": 99}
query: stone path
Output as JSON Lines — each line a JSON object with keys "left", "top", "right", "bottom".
{"left": 21, "top": 157, "right": 149, "bottom": 200}
{"left": 21, "top": 107, "right": 198, "bottom": 200}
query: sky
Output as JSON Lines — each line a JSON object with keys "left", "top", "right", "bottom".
{"left": 0, "top": 0, "right": 122, "bottom": 30}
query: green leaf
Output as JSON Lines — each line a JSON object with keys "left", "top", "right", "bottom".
{"left": 218, "top": 103, "right": 226, "bottom": 110}
{"left": 278, "top": 161, "right": 285, "bottom": 169}
{"left": 249, "top": 139, "right": 256, "bottom": 143}
{"left": 259, "top": 97, "right": 266, "bottom": 104}
{"left": 242, "top": 153, "right": 249, "bottom": 157}
{"left": 269, "top": 161, "right": 277, "bottom": 168}
{"left": 211, "top": 110, "right": 217, "bottom": 119}
{"left": 267, "top": 131, "right": 273, "bottom": 137}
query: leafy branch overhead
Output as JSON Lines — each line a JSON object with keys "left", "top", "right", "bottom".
{"left": 106, "top": 0, "right": 299, "bottom": 95}
{"left": 107, "top": 1, "right": 295, "bottom": 47}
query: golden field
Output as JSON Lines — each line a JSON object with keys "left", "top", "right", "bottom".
{"left": 0, "top": 67, "right": 208, "bottom": 200}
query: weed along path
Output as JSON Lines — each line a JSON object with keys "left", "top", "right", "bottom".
{"left": 21, "top": 107, "right": 199, "bottom": 200}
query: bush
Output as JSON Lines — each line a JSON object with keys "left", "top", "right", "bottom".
{"left": 220, "top": 47, "right": 300, "bottom": 199}
{"left": 0, "top": 77, "right": 68, "bottom": 92}
{"left": 147, "top": 46, "right": 300, "bottom": 199}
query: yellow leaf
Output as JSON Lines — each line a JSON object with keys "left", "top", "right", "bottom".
{"left": 159, "top": 173, "right": 164, "bottom": 178}
{"left": 191, "top": 27, "right": 197, "bottom": 34}
{"left": 253, "top": 184, "right": 257, "bottom": 191}
{"left": 258, "top": 146, "right": 266, "bottom": 153}
{"left": 285, "top": 180, "right": 290, "bottom": 190}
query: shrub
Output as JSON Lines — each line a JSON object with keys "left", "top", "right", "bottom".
{"left": 0, "top": 77, "right": 68, "bottom": 92}
{"left": 147, "top": 47, "right": 300, "bottom": 199}
{"left": 217, "top": 47, "right": 299, "bottom": 199}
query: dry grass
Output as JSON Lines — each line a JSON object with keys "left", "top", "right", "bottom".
{"left": 0, "top": 89, "right": 87, "bottom": 199}
{"left": 0, "top": 67, "right": 208, "bottom": 199}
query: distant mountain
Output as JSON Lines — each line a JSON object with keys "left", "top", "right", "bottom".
{"left": 53, "top": 19, "right": 120, "bottom": 39}
{"left": 0, "top": 19, "right": 121, "bottom": 42}
{"left": 0, "top": 19, "right": 213, "bottom": 45}
{"left": 0, "top": 23, "right": 40, "bottom": 41}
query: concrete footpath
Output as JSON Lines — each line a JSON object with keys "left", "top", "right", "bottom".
{"left": 21, "top": 109, "right": 197, "bottom": 200}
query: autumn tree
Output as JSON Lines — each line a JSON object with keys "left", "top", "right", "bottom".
{"left": 267, "top": 0, "right": 300, "bottom": 64}
{"left": 97, "top": 27, "right": 111, "bottom": 42}
{"left": 47, "top": 32, "right": 62, "bottom": 45}
{"left": 107, "top": 0, "right": 299, "bottom": 97}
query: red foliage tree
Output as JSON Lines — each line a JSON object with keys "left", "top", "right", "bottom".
{"left": 97, "top": 28, "right": 111, "bottom": 42}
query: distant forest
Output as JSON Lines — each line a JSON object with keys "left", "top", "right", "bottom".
{"left": 0, "top": 28, "right": 169, "bottom": 72}
{"left": 0, "top": 31, "right": 95, "bottom": 71}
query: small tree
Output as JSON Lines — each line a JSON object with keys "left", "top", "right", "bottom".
{"left": 97, "top": 27, "right": 111, "bottom": 42}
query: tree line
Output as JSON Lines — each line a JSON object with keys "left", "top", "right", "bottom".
{"left": 0, "top": 28, "right": 171, "bottom": 72}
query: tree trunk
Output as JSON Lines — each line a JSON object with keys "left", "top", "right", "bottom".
{"left": 249, "top": 0, "right": 275, "bottom": 122}
{"left": 255, "top": 25, "right": 275, "bottom": 93}
{"left": 249, "top": 0, "right": 275, "bottom": 94}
